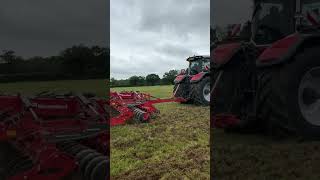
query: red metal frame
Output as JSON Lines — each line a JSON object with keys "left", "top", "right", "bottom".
{"left": 257, "top": 33, "right": 301, "bottom": 63}
{"left": 174, "top": 75, "right": 187, "bottom": 83}
{"left": 0, "top": 90, "right": 183, "bottom": 179}
{"left": 110, "top": 91, "right": 185, "bottom": 126}
{"left": 0, "top": 94, "right": 109, "bottom": 180}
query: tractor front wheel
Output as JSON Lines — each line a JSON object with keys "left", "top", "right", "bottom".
{"left": 191, "top": 76, "right": 210, "bottom": 106}
{"left": 173, "top": 81, "right": 191, "bottom": 103}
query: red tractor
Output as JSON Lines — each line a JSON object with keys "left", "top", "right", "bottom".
{"left": 212, "top": 0, "right": 320, "bottom": 138}
{"left": 173, "top": 55, "right": 210, "bottom": 105}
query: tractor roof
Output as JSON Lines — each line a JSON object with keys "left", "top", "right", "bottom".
{"left": 187, "top": 55, "right": 210, "bottom": 61}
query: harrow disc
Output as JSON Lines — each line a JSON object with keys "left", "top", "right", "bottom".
{"left": 7, "top": 157, "right": 33, "bottom": 177}
{"left": 57, "top": 142, "right": 109, "bottom": 180}
{"left": 79, "top": 152, "right": 101, "bottom": 173}
{"left": 132, "top": 107, "right": 150, "bottom": 123}
{"left": 84, "top": 156, "right": 105, "bottom": 180}
{"left": 90, "top": 159, "right": 109, "bottom": 180}
{"left": 68, "top": 145, "right": 88, "bottom": 156}
{"left": 76, "top": 149, "right": 96, "bottom": 161}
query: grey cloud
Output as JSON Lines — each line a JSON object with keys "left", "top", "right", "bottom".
{"left": 156, "top": 44, "right": 195, "bottom": 58}
{"left": 211, "top": 0, "right": 253, "bottom": 27}
{"left": 111, "top": 0, "right": 209, "bottom": 79}
{"left": 138, "top": 0, "right": 210, "bottom": 36}
{"left": 0, "top": 0, "right": 109, "bottom": 58}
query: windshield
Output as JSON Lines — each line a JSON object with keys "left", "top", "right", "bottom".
{"left": 189, "top": 58, "right": 210, "bottom": 75}
{"left": 301, "top": 0, "right": 320, "bottom": 26}
{"left": 211, "top": 0, "right": 253, "bottom": 42}
{"left": 252, "top": 0, "right": 295, "bottom": 44}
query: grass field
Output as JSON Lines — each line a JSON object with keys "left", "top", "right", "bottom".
{"left": 112, "top": 85, "right": 175, "bottom": 98}
{"left": 0, "top": 79, "right": 108, "bottom": 97}
{"left": 212, "top": 128, "right": 320, "bottom": 179}
{"left": 3, "top": 80, "right": 317, "bottom": 179}
{"left": 111, "top": 85, "right": 210, "bottom": 179}
{"left": 0, "top": 81, "right": 210, "bottom": 179}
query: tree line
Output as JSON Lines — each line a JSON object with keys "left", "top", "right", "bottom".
{"left": 0, "top": 45, "right": 109, "bottom": 83}
{"left": 110, "top": 70, "right": 178, "bottom": 87}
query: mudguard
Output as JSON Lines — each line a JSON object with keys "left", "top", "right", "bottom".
{"left": 256, "top": 33, "right": 320, "bottom": 67}
{"left": 190, "top": 72, "right": 209, "bottom": 83}
{"left": 174, "top": 75, "right": 187, "bottom": 84}
{"left": 212, "top": 42, "right": 242, "bottom": 68}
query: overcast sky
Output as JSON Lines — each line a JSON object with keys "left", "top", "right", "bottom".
{"left": 211, "top": 0, "right": 253, "bottom": 27}
{"left": 0, "top": 0, "right": 109, "bottom": 58}
{"left": 110, "top": 0, "right": 210, "bottom": 79}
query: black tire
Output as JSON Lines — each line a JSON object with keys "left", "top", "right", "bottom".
{"left": 211, "top": 51, "right": 258, "bottom": 132}
{"left": 257, "top": 47, "right": 320, "bottom": 138}
{"left": 173, "top": 80, "right": 191, "bottom": 103}
{"left": 191, "top": 76, "right": 210, "bottom": 106}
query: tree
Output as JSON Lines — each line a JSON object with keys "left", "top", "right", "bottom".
{"left": 129, "top": 76, "right": 139, "bottom": 86}
{"left": 0, "top": 50, "right": 21, "bottom": 74}
{"left": 136, "top": 76, "right": 145, "bottom": 86}
{"left": 110, "top": 78, "right": 118, "bottom": 87}
{"left": 162, "top": 70, "right": 178, "bottom": 85}
{"left": 0, "top": 50, "right": 16, "bottom": 64}
{"left": 146, "top": 74, "right": 160, "bottom": 86}
{"left": 60, "top": 45, "right": 93, "bottom": 77}
{"left": 0, "top": 45, "right": 108, "bottom": 82}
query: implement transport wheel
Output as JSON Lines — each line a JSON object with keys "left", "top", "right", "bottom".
{"left": 191, "top": 76, "right": 210, "bottom": 106}
{"left": 257, "top": 47, "right": 320, "bottom": 138}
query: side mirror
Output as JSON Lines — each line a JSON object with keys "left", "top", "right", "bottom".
{"left": 180, "top": 69, "right": 186, "bottom": 75}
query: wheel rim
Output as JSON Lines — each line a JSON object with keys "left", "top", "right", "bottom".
{"left": 203, "top": 82, "right": 211, "bottom": 102}
{"left": 298, "top": 66, "right": 320, "bottom": 126}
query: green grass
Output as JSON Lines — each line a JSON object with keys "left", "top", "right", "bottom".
{"left": 0, "top": 79, "right": 108, "bottom": 97}
{"left": 111, "top": 85, "right": 210, "bottom": 179}
{"left": 112, "top": 85, "right": 173, "bottom": 98}
{"left": 212, "top": 129, "right": 320, "bottom": 180}
{"left": 0, "top": 81, "right": 210, "bottom": 179}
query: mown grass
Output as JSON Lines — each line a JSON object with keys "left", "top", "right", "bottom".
{"left": 111, "top": 85, "right": 210, "bottom": 179}
{"left": 212, "top": 129, "right": 320, "bottom": 180}
{"left": 112, "top": 85, "right": 173, "bottom": 98}
{"left": 0, "top": 79, "right": 108, "bottom": 97}
{"left": 0, "top": 81, "right": 210, "bottom": 179}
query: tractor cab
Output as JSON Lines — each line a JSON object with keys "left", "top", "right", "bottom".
{"left": 186, "top": 55, "right": 210, "bottom": 76}
{"left": 251, "top": 0, "right": 296, "bottom": 45}
{"left": 252, "top": 0, "right": 320, "bottom": 45}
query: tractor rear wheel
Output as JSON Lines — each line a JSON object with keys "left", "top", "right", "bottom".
{"left": 257, "top": 47, "right": 320, "bottom": 138}
{"left": 191, "top": 76, "right": 210, "bottom": 106}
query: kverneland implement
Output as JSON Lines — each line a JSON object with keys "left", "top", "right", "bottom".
{"left": 0, "top": 90, "right": 184, "bottom": 179}
{"left": 110, "top": 91, "right": 186, "bottom": 126}
{"left": 0, "top": 92, "right": 109, "bottom": 180}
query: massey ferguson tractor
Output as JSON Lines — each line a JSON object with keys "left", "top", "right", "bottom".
{"left": 212, "top": 0, "right": 320, "bottom": 138}
{"left": 173, "top": 55, "right": 210, "bottom": 105}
